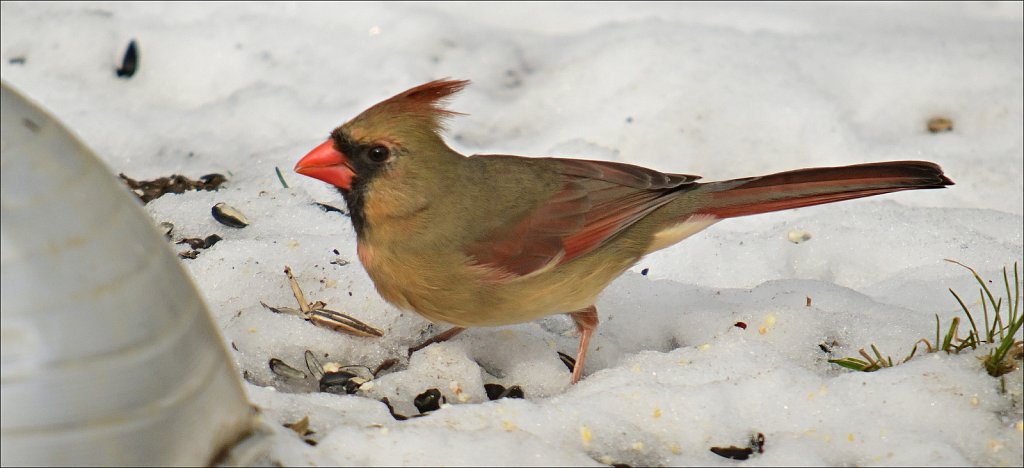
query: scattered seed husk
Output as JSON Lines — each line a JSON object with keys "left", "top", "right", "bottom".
{"left": 734, "top": 321, "right": 747, "bottom": 329}
{"left": 484, "top": 383, "right": 525, "bottom": 401}
{"left": 710, "top": 445, "right": 753, "bottom": 460}
{"left": 557, "top": 351, "right": 576, "bottom": 372}
{"left": 203, "top": 234, "right": 223, "bottom": 248}
{"left": 315, "top": 202, "right": 349, "bottom": 216}
{"left": 284, "top": 266, "right": 311, "bottom": 314}
{"left": 261, "top": 305, "right": 383, "bottom": 338}
{"left": 927, "top": 116, "right": 953, "bottom": 133}
{"left": 710, "top": 432, "right": 765, "bottom": 460}
{"left": 284, "top": 415, "right": 314, "bottom": 437}
{"left": 269, "top": 358, "right": 307, "bottom": 381}
{"left": 484, "top": 384, "right": 505, "bottom": 401}
{"left": 503, "top": 385, "right": 524, "bottom": 399}
{"left": 175, "top": 234, "right": 222, "bottom": 260}
{"left": 309, "top": 308, "right": 384, "bottom": 338}
{"left": 301, "top": 349, "right": 374, "bottom": 394}
{"left": 304, "top": 350, "right": 325, "bottom": 381}
{"left": 380, "top": 398, "right": 408, "bottom": 421}
{"left": 330, "top": 258, "right": 350, "bottom": 266}
{"left": 200, "top": 173, "right": 227, "bottom": 186}
{"left": 119, "top": 173, "right": 226, "bottom": 203}
{"left": 212, "top": 203, "right": 249, "bottom": 228}
{"left": 319, "top": 371, "right": 364, "bottom": 395}
{"left": 284, "top": 415, "right": 318, "bottom": 446}
{"left": 337, "top": 365, "right": 374, "bottom": 382}
{"left": 260, "top": 301, "right": 304, "bottom": 317}
{"left": 177, "top": 234, "right": 222, "bottom": 250}
{"left": 115, "top": 39, "right": 138, "bottom": 78}
{"left": 414, "top": 388, "right": 445, "bottom": 414}
{"left": 266, "top": 266, "right": 384, "bottom": 338}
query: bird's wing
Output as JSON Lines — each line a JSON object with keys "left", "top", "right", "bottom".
{"left": 464, "top": 158, "right": 700, "bottom": 279}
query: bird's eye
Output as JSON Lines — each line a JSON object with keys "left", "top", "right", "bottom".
{"left": 367, "top": 146, "right": 390, "bottom": 163}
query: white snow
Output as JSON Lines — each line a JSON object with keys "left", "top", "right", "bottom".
{"left": 2, "top": 2, "right": 1022, "bottom": 466}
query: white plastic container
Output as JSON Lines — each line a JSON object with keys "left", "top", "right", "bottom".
{"left": 1, "top": 81, "right": 255, "bottom": 466}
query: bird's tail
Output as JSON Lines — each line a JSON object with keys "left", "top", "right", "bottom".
{"left": 693, "top": 161, "right": 953, "bottom": 219}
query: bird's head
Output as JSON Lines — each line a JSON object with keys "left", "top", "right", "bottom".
{"left": 294, "top": 79, "right": 469, "bottom": 193}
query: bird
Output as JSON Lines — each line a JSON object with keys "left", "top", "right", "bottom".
{"left": 294, "top": 79, "right": 953, "bottom": 384}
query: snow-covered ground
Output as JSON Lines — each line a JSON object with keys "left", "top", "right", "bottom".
{"left": 2, "top": 2, "right": 1022, "bottom": 465}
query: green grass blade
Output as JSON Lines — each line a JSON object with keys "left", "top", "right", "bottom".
{"left": 950, "top": 288, "right": 979, "bottom": 340}
{"left": 991, "top": 313, "right": 1023, "bottom": 365}
{"left": 1014, "top": 263, "right": 1020, "bottom": 321}
{"left": 1007, "top": 263, "right": 1020, "bottom": 330}
{"left": 829, "top": 358, "right": 874, "bottom": 372}
{"left": 832, "top": 261, "right": 1021, "bottom": 377}
{"left": 275, "top": 166, "right": 289, "bottom": 188}
{"left": 941, "top": 317, "right": 960, "bottom": 352}
{"left": 870, "top": 344, "right": 885, "bottom": 363}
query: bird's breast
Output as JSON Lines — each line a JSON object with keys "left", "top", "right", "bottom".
{"left": 355, "top": 234, "right": 639, "bottom": 329}
{"left": 355, "top": 239, "right": 466, "bottom": 321}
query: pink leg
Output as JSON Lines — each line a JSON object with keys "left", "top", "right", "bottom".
{"left": 408, "top": 326, "right": 466, "bottom": 355}
{"left": 569, "top": 305, "right": 598, "bottom": 384}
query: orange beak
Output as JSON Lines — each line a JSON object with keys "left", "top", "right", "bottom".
{"left": 294, "top": 139, "right": 356, "bottom": 191}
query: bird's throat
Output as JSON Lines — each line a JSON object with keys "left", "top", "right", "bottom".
{"left": 341, "top": 183, "right": 369, "bottom": 238}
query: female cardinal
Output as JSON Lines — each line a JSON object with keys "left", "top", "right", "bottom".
{"left": 295, "top": 79, "right": 952, "bottom": 384}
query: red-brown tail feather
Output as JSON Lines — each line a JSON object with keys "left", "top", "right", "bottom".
{"left": 695, "top": 161, "right": 953, "bottom": 219}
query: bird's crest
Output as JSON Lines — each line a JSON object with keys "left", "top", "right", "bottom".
{"left": 347, "top": 79, "right": 469, "bottom": 140}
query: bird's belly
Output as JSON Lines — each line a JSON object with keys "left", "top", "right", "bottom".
{"left": 359, "top": 242, "right": 634, "bottom": 328}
